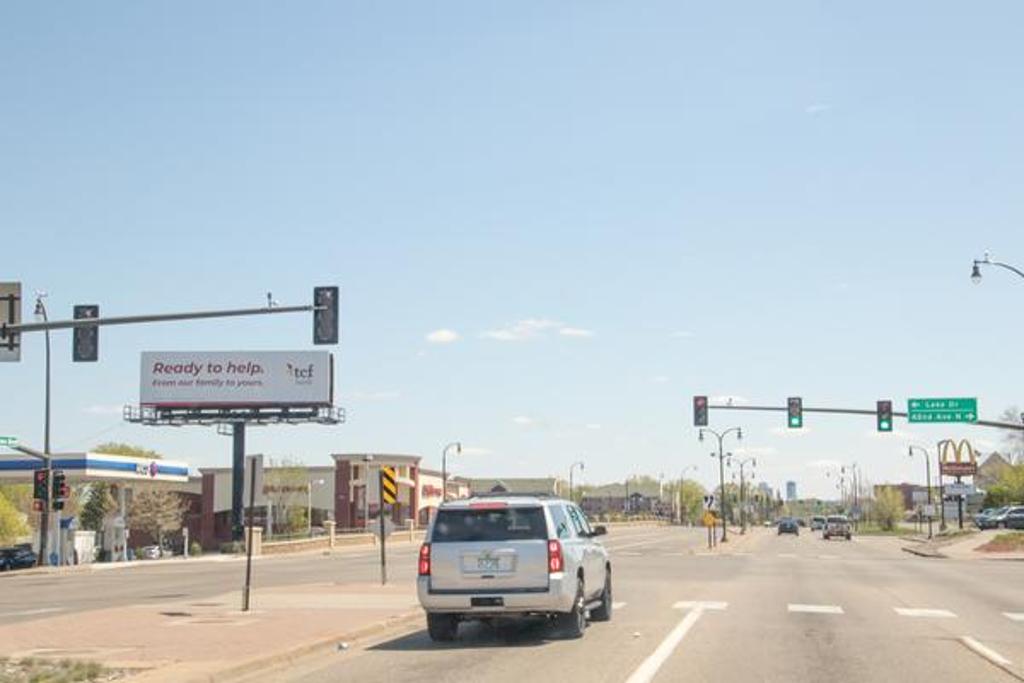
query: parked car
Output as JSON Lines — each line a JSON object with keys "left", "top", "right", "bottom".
{"left": 990, "top": 506, "right": 1024, "bottom": 530}
{"left": 810, "top": 516, "right": 826, "bottom": 531}
{"left": 823, "top": 515, "right": 852, "bottom": 540}
{"left": 977, "top": 506, "right": 1022, "bottom": 530}
{"left": 138, "top": 545, "right": 165, "bottom": 560}
{"left": 417, "top": 494, "right": 612, "bottom": 641}
{"left": 0, "top": 545, "right": 38, "bottom": 571}
{"left": 777, "top": 518, "right": 799, "bottom": 535}
{"left": 973, "top": 508, "right": 997, "bottom": 528}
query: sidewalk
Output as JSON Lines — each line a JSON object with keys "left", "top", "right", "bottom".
{"left": 901, "top": 528, "right": 1024, "bottom": 560}
{"left": 0, "top": 580, "right": 422, "bottom": 682}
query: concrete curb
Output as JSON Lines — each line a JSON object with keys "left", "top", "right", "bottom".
{"left": 901, "top": 546, "right": 946, "bottom": 558}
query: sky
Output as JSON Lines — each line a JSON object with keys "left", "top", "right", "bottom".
{"left": 2, "top": 2, "right": 1023, "bottom": 499}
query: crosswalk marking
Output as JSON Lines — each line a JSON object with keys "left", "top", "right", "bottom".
{"left": 673, "top": 601, "right": 728, "bottom": 611}
{"left": 960, "top": 636, "right": 1012, "bottom": 667}
{"left": 777, "top": 553, "right": 797, "bottom": 558}
{"left": 788, "top": 604, "right": 844, "bottom": 614}
{"left": 1004, "top": 612, "right": 1024, "bottom": 622}
{"left": 894, "top": 608, "right": 956, "bottom": 618}
{"left": 613, "top": 602, "right": 628, "bottom": 610}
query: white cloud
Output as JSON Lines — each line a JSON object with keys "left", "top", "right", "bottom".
{"left": 512, "top": 416, "right": 536, "bottom": 426}
{"left": 426, "top": 329, "right": 460, "bottom": 344}
{"left": 805, "top": 103, "right": 832, "bottom": 115}
{"left": 83, "top": 404, "right": 123, "bottom": 416}
{"left": 712, "top": 395, "right": 749, "bottom": 405}
{"left": 559, "top": 327, "right": 594, "bottom": 338}
{"left": 651, "top": 375, "right": 670, "bottom": 384}
{"left": 481, "top": 319, "right": 561, "bottom": 341}
{"left": 585, "top": 423, "right": 602, "bottom": 430}
{"left": 670, "top": 331, "right": 694, "bottom": 339}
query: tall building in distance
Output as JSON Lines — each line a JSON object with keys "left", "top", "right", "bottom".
{"left": 786, "top": 481, "right": 798, "bottom": 501}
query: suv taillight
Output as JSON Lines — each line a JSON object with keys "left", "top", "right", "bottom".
{"left": 547, "top": 539, "right": 563, "bottom": 573}
{"left": 418, "top": 543, "right": 431, "bottom": 576}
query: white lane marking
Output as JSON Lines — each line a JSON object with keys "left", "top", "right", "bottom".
{"left": 672, "top": 601, "right": 728, "bottom": 611}
{"left": 788, "top": 604, "right": 844, "bottom": 615}
{"left": 778, "top": 553, "right": 798, "bottom": 558}
{"left": 1003, "top": 612, "right": 1024, "bottom": 622}
{"left": 620, "top": 552, "right": 643, "bottom": 557}
{"left": 894, "top": 608, "right": 956, "bottom": 618}
{"left": 613, "top": 602, "right": 627, "bottom": 610}
{"left": 666, "top": 553, "right": 687, "bottom": 557}
{"left": 960, "top": 636, "right": 1012, "bottom": 667}
{"left": 606, "top": 537, "right": 675, "bottom": 552}
{"left": 818, "top": 554, "right": 840, "bottom": 560}
{"left": 625, "top": 604, "right": 721, "bottom": 683}
{"left": 0, "top": 607, "right": 63, "bottom": 618}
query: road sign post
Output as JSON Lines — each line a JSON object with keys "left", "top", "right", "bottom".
{"left": 908, "top": 398, "right": 978, "bottom": 424}
{"left": 379, "top": 466, "right": 397, "bottom": 585}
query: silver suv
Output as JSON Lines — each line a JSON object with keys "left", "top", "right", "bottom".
{"left": 417, "top": 495, "right": 612, "bottom": 641}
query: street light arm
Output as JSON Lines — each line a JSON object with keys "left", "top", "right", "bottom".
{"left": 975, "top": 257, "right": 1024, "bottom": 281}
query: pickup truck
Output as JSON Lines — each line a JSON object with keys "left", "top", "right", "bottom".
{"left": 823, "top": 515, "right": 852, "bottom": 540}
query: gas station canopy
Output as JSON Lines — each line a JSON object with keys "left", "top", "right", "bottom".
{"left": 0, "top": 451, "right": 189, "bottom": 483}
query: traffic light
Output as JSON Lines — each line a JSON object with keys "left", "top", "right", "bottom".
{"left": 73, "top": 305, "right": 99, "bottom": 362}
{"left": 693, "top": 395, "right": 708, "bottom": 427}
{"left": 787, "top": 397, "right": 803, "bottom": 428}
{"left": 876, "top": 400, "right": 893, "bottom": 432}
{"left": 313, "top": 286, "right": 339, "bottom": 345}
{"left": 51, "top": 470, "right": 68, "bottom": 511}
{"left": 33, "top": 469, "right": 49, "bottom": 502}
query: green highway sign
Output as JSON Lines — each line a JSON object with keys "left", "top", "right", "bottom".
{"left": 907, "top": 398, "right": 978, "bottom": 424}
{"left": 0, "top": 436, "right": 17, "bottom": 447}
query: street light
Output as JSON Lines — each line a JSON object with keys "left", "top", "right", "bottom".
{"left": 727, "top": 455, "right": 756, "bottom": 534}
{"left": 569, "top": 460, "right": 585, "bottom": 503}
{"left": 441, "top": 442, "right": 461, "bottom": 502}
{"left": 971, "top": 252, "right": 1024, "bottom": 285}
{"left": 362, "top": 454, "right": 374, "bottom": 528}
{"left": 307, "top": 478, "right": 325, "bottom": 537}
{"left": 908, "top": 445, "right": 934, "bottom": 539}
{"left": 698, "top": 426, "right": 743, "bottom": 542}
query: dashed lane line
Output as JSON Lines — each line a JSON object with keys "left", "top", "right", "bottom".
{"left": 625, "top": 602, "right": 728, "bottom": 683}
{"left": 893, "top": 608, "right": 956, "bottom": 618}
{"left": 1004, "top": 612, "right": 1024, "bottom": 622}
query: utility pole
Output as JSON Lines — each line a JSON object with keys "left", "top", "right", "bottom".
{"left": 34, "top": 294, "right": 53, "bottom": 567}
{"left": 909, "top": 446, "right": 933, "bottom": 539}
{"left": 699, "top": 427, "right": 743, "bottom": 542}
{"left": 728, "top": 456, "right": 756, "bottom": 534}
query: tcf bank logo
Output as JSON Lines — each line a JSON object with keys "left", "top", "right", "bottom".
{"left": 286, "top": 362, "right": 315, "bottom": 385}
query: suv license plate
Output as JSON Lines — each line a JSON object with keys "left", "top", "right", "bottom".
{"left": 477, "top": 557, "right": 500, "bottom": 571}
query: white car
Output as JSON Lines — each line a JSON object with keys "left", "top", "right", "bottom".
{"left": 417, "top": 495, "right": 612, "bottom": 641}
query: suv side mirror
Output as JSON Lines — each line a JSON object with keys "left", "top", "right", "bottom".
{"left": 592, "top": 525, "right": 607, "bottom": 537}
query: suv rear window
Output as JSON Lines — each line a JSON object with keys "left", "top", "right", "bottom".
{"left": 827, "top": 516, "right": 846, "bottom": 523}
{"left": 431, "top": 506, "right": 548, "bottom": 543}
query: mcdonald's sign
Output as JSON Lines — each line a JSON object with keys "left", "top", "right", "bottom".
{"left": 939, "top": 439, "right": 978, "bottom": 477}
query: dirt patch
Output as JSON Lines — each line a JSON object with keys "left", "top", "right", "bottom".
{"left": 975, "top": 531, "right": 1024, "bottom": 553}
{"left": 0, "top": 656, "right": 128, "bottom": 683}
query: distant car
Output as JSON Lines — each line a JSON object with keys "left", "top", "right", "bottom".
{"left": 138, "top": 545, "right": 165, "bottom": 560}
{"left": 976, "top": 506, "right": 1009, "bottom": 529}
{"left": 823, "top": 515, "right": 852, "bottom": 540}
{"left": 777, "top": 518, "right": 799, "bottom": 535}
{"left": 973, "top": 508, "right": 997, "bottom": 528}
{"left": 0, "top": 545, "right": 38, "bottom": 571}
{"left": 810, "top": 516, "right": 826, "bottom": 531}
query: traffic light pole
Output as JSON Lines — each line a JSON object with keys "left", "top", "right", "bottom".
{"left": 38, "top": 297, "right": 53, "bottom": 567}
{"left": 708, "top": 403, "right": 1024, "bottom": 432}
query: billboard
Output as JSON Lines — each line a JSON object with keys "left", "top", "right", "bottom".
{"left": 140, "top": 351, "right": 333, "bottom": 408}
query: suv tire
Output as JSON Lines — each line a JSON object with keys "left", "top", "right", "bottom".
{"left": 426, "top": 613, "right": 459, "bottom": 642}
{"left": 557, "top": 580, "right": 587, "bottom": 639}
{"left": 591, "top": 572, "right": 612, "bottom": 622}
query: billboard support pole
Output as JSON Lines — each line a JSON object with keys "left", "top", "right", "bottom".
{"left": 232, "top": 424, "right": 246, "bottom": 543}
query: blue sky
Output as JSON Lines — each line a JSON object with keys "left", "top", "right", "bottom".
{"left": 2, "top": 2, "right": 1023, "bottom": 498}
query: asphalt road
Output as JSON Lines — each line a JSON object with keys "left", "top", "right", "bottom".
{"left": 0, "top": 526, "right": 666, "bottom": 624}
{"left": 252, "top": 526, "right": 1024, "bottom": 683}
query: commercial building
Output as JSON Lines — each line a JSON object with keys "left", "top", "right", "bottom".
{"left": 786, "top": 481, "right": 797, "bottom": 501}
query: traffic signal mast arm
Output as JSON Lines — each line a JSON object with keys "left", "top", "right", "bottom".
{"left": 708, "top": 403, "right": 1024, "bottom": 432}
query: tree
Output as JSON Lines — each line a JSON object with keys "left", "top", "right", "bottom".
{"left": 0, "top": 491, "right": 29, "bottom": 545}
{"left": 264, "top": 458, "right": 308, "bottom": 535}
{"left": 872, "top": 487, "right": 905, "bottom": 531}
{"left": 95, "top": 442, "right": 162, "bottom": 459}
{"left": 80, "top": 483, "right": 118, "bottom": 532}
{"left": 677, "top": 479, "right": 706, "bottom": 524}
{"left": 128, "top": 487, "right": 187, "bottom": 547}
{"left": 998, "top": 407, "right": 1024, "bottom": 463}
{"left": 984, "top": 463, "right": 1024, "bottom": 508}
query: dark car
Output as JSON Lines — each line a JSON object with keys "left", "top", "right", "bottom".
{"left": 977, "top": 506, "right": 1010, "bottom": 529}
{"left": 997, "top": 506, "right": 1024, "bottom": 530}
{"left": 777, "top": 518, "right": 799, "bottom": 535}
{"left": 0, "top": 545, "right": 37, "bottom": 571}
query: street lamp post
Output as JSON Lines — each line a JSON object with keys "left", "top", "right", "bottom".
{"left": 972, "top": 253, "right": 1024, "bottom": 285}
{"left": 362, "top": 455, "right": 374, "bottom": 528}
{"left": 34, "top": 295, "right": 53, "bottom": 567}
{"left": 307, "top": 478, "right": 325, "bottom": 537}
{"left": 908, "top": 446, "right": 933, "bottom": 539}
{"left": 441, "top": 442, "right": 462, "bottom": 502}
{"left": 728, "top": 455, "right": 756, "bottom": 534}
{"left": 698, "top": 426, "right": 743, "bottom": 542}
{"left": 569, "top": 460, "right": 585, "bottom": 503}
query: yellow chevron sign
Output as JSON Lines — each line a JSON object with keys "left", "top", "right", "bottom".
{"left": 380, "top": 466, "right": 398, "bottom": 505}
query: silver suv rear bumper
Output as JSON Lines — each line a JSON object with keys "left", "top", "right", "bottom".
{"left": 418, "top": 573, "right": 577, "bottom": 615}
